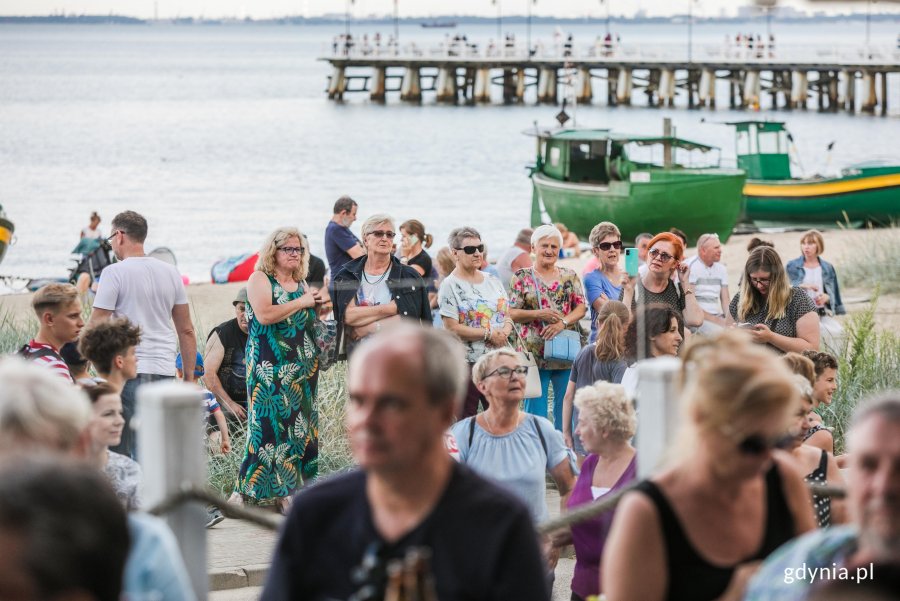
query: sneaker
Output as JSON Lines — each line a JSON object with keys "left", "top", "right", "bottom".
{"left": 205, "top": 507, "right": 225, "bottom": 529}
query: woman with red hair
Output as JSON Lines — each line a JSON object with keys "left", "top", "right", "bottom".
{"left": 620, "top": 232, "right": 703, "bottom": 329}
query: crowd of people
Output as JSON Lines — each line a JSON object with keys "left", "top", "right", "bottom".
{"left": 3, "top": 197, "right": 898, "bottom": 601}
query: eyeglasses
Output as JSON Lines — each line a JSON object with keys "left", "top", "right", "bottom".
{"left": 277, "top": 246, "right": 305, "bottom": 256}
{"left": 106, "top": 230, "right": 121, "bottom": 242}
{"left": 737, "top": 433, "right": 792, "bottom": 455}
{"left": 485, "top": 366, "right": 528, "bottom": 379}
{"left": 456, "top": 244, "right": 485, "bottom": 255}
{"left": 750, "top": 276, "right": 771, "bottom": 287}
{"left": 367, "top": 230, "right": 395, "bottom": 239}
{"left": 648, "top": 248, "right": 675, "bottom": 263}
{"left": 595, "top": 240, "right": 623, "bottom": 251}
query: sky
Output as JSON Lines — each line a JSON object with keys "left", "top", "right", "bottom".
{"left": 2, "top": 0, "right": 899, "bottom": 19}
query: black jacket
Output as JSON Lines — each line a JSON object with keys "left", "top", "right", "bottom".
{"left": 330, "top": 255, "right": 432, "bottom": 357}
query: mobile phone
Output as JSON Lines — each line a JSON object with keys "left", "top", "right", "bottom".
{"left": 625, "top": 248, "right": 639, "bottom": 277}
{"left": 737, "top": 322, "right": 755, "bottom": 329}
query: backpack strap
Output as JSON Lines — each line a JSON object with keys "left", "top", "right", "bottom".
{"left": 468, "top": 415, "right": 477, "bottom": 448}
{"left": 16, "top": 344, "right": 57, "bottom": 361}
{"left": 530, "top": 414, "right": 548, "bottom": 458}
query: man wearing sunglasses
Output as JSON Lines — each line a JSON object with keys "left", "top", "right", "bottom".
{"left": 88, "top": 210, "right": 197, "bottom": 460}
{"left": 745, "top": 391, "right": 900, "bottom": 600}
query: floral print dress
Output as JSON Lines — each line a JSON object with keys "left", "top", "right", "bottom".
{"left": 509, "top": 267, "right": 587, "bottom": 370}
{"left": 236, "top": 275, "right": 319, "bottom": 503}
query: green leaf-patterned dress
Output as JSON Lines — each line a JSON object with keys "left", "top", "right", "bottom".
{"left": 236, "top": 275, "right": 319, "bottom": 503}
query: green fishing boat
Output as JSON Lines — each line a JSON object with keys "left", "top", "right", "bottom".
{"left": 731, "top": 120, "right": 900, "bottom": 228}
{"left": 0, "top": 205, "right": 13, "bottom": 265}
{"left": 527, "top": 127, "right": 746, "bottom": 246}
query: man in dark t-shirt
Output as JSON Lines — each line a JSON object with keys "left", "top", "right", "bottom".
{"left": 324, "top": 195, "right": 365, "bottom": 275}
{"left": 261, "top": 326, "right": 549, "bottom": 601}
{"left": 204, "top": 287, "right": 250, "bottom": 420}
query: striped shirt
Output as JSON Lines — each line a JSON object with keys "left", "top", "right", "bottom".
{"left": 23, "top": 340, "right": 75, "bottom": 383}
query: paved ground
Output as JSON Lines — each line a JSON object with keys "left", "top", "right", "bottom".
{"left": 207, "top": 488, "right": 576, "bottom": 600}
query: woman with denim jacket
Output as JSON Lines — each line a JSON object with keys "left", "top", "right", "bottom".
{"left": 785, "top": 229, "right": 845, "bottom": 317}
{"left": 330, "top": 214, "right": 431, "bottom": 358}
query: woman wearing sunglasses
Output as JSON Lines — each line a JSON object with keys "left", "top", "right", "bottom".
{"left": 509, "top": 224, "right": 587, "bottom": 431}
{"left": 330, "top": 214, "right": 432, "bottom": 358}
{"left": 583, "top": 222, "right": 627, "bottom": 343}
{"left": 438, "top": 227, "right": 513, "bottom": 418}
{"left": 730, "top": 245, "right": 819, "bottom": 354}
{"left": 603, "top": 331, "right": 816, "bottom": 601}
{"left": 620, "top": 232, "right": 703, "bottom": 332}
{"left": 450, "top": 348, "right": 575, "bottom": 579}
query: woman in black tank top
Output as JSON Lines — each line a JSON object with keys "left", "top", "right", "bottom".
{"left": 602, "top": 331, "right": 817, "bottom": 601}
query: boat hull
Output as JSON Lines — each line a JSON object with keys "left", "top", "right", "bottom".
{"left": 532, "top": 169, "right": 746, "bottom": 246}
{"left": 0, "top": 217, "right": 13, "bottom": 265}
{"left": 744, "top": 169, "right": 900, "bottom": 229}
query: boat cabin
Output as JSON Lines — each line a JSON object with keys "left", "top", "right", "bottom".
{"left": 727, "top": 120, "right": 791, "bottom": 181}
{"left": 529, "top": 128, "right": 719, "bottom": 184}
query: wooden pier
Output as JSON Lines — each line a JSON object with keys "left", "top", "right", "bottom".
{"left": 320, "top": 43, "right": 899, "bottom": 114}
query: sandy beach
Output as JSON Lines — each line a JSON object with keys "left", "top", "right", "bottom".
{"left": 1, "top": 227, "right": 897, "bottom": 336}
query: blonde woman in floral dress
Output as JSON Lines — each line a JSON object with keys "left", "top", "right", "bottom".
{"left": 509, "top": 224, "right": 587, "bottom": 431}
{"left": 236, "top": 226, "right": 325, "bottom": 514}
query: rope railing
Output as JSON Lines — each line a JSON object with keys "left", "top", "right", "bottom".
{"left": 148, "top": 480, "right": 847, "bottom": 536}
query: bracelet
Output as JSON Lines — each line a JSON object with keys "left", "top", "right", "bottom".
{"left": 684, "top": 289, "right": 695, "bottom": 296}
{"left": 483, "top": 327, "right": 490, "bottom": 342}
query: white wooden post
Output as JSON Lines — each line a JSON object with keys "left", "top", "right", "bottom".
{"left": 634, "top": 356, "right": 682, "bottom": 479}
{"left": 137, "top": 381, "right": 207, "bottom": 601}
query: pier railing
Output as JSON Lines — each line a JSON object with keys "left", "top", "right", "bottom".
{"left": 328, "top": 42, "right": 900, "bottom": 66}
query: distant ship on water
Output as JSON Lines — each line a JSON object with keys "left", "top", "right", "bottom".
{"left": 421, "top": 21, "right": 457, "bottom": 29}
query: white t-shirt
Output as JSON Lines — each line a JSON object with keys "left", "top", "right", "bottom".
{"left": 688, "top": 259, "right": 729, "bottom": 316}
{"left": 92, "top": 257, "right": 188, "bottom": 376}
{"left": 81, "top": 226, "right": 103, "bottom": 239}
{"left": 802, "top": 265, "right": 823, "bottom": 303}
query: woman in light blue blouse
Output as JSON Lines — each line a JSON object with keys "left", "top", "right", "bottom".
{"left": 450, "top": 348, "right": 576, "bottom": 574}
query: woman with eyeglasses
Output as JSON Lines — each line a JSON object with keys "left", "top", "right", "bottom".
{"left": 730, "top": 246, "right": 819, "bottom": 354}
{"left": 603, "top": 331, "right": 816, "bottom": 601}
{"left": 583, "top": 222, "right": 627, "bottom": 343}
{"left": 330, "top": 214, "right": 432, "bottom": 358}
{"left": 438, "top": 227, "right": 513, "bottom": 418}
{"left": 236, "top": 226, "right": 325, "bottom": 514}
{"left": 620, "top": 232, "right": 703, "bottom": 333}
{"left": 509, "top": 224, "right": 588, "bottom": 431}
{"left": 450, "top": 348, "right": 576, "bottom": 578}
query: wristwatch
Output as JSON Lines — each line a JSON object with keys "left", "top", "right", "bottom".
{"left": 561, "top": 317, "right": 568, "bottom": 327}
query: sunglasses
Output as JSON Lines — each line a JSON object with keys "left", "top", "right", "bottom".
{"left": 485, "top": 366, "right": 528, "bottom": 379}
{"left": 456, "top": 244, "right": 485, "bottom": 255}
{"left": 648, "top": 248, "right": 675, "bottom": 263}
{"left": 737, "top": 433, "right": 792, "bottom": 455}
{"left": 595, "top": 240, "right": 623, "bottom": 251}
{"left": 277, "top": 246, "right": 305, "bottom": 256}
{"left": 367, "top": 230, "right": 395, "bottom": 239}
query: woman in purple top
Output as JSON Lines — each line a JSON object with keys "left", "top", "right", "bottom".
{"left": 558, "top": 381, "right": 637, "bottom": 601}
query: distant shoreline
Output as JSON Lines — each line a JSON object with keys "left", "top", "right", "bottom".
{"left": 1, "top": 14, "right": 898, "bottom": 27}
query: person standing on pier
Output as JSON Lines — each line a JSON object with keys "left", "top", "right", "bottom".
{"left": 324, "top": 195, "right": 364, "bottom": 276}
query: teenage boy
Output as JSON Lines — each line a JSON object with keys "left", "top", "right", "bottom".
{"left": 19, "top": 283, "right": 84, "bottom": 382}
{"left": 78, "top": 317, "right": 142, "bottom": 393}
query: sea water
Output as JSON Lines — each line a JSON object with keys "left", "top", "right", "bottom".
{"left": 1, "top": 20, "right": 898, "bottom": 286}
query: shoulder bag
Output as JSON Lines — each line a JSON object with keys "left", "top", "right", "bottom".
{"left": 531, "top": 269, "right": 582, "bottom": 363}
{"left": 510, "top": 322, "right": 543, "bottom": 398}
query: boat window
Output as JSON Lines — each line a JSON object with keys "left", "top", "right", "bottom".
{"left": 550, "top": 146, "right": 561, "bottom": 167}
{"left": 736, "top": 130, "right": 751, "bottom": 156}
{"left": 758, "top": 131, "right": 781, "bottom": 154}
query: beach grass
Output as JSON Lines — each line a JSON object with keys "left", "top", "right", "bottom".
{"left": 820, "top": 297, "right": 900, "bottom": 454}
{"left": 838, "top": 225, "right": 900, "bottom": 294}
{"left": 0, "top": 307, "right": 36, "bottom": 354}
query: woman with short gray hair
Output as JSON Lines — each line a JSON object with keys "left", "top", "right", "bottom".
{"left": 509, "top": 224, "right": 587, "bottom": 431}
{"left": 439, "top": 226, "right": 513, "bottom": 418}
{"left": 330, "top": 214, "right": 431, "bottom": 358}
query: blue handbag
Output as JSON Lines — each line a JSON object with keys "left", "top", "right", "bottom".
{"left": 531, "top": 269, "right": 583, "bottom": 363}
